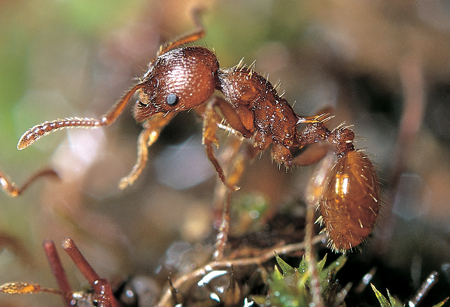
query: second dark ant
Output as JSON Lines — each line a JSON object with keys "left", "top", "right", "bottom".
{"left": 0, "top": 238, "right": 120, "bottom": 307}
{"left": 16, "top": 10, "right": 380, "bottom": 252}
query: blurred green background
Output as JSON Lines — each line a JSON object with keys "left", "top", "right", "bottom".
{"left": 1, "top": 0, "right": 450, "bottom": 306}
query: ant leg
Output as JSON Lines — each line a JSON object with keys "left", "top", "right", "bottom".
{"left": 18, "top": 83, "right": 145, "bottom": 150}
{"left": 203, "top": 106, "right": 236, "bottom": 190}
{"left": 0, "top": 168, "right": 59, "bottom": 197}
{"left": 119, "top": 112, "right": 175, "bottom": 189}
{"left": 201, "top": 97, "right": 251, "bottom": 191}
{"left": 0, "top": 241, "right": 72, "bottom": 302}
{"left": 157, "top": 8, "right": 206, "bottom": 56}
{"left": 62, "top": 237, "right": 120, "bottom": 307}
{"left": 43, "top": 240, "right": 72, "bottom": 307}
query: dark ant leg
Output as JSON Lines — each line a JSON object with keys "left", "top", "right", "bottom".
{"left": 18, "top": 83, "right": 145, "bottom": 150}
{"left": 119, "top": 112, "right": 175, "bottom": 189}
{"left": 0, "top": 168, "right": 59, "bottom": 197}
{"left": 43, "top": 240, "right": 72, "bottom": 307}
{"left": 1, "top": 238, "right": 123, "bottom": 305}
{"left": 62, "top": 237, "right": 120, "bottom": 307}
{"left": 157, "top": 8, "right": 206, "bottom": 56}
{"left": 0, "top": 241, "right": 72, "bottom": 302}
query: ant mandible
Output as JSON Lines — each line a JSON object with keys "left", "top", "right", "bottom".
{"left": 17, "top": 11, "right": 380, "bottom": 252}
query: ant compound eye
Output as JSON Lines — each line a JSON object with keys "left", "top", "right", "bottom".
{"left": 166, "top": 93, "right": 179, "bottom": 106}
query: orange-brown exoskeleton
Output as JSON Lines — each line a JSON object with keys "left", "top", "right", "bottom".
{"left": 317, "top": 150, "right": 380, "bottom": 251}
{"left": 17, "top": 12, "right": 379, "bottom": 252}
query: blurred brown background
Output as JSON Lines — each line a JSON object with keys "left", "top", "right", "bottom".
{"left": 1, "top": 0, "right": 450, "bottom": 306}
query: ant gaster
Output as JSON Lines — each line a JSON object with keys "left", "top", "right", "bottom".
{"left": 17, "top": 11, "right": 380, "bottom": 252}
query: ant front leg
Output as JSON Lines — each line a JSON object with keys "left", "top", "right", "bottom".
{"left": 0, "top": 168, "right": 59, "bottom": 197}
{"left": 119, "top": 112, "right": 175, "bottom": 189}
{"left": 199, "top": 97, "right": 252, "bottom": 192}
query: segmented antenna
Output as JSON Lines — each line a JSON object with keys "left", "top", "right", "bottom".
{"left": 17, "top": 83, "right": 145, "bottom": 150}
{"left": 18, "top": 118, "right": 99, "bottom": 150}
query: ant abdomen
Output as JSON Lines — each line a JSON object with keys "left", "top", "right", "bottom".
{"left": 319, "top": 150, "right": 380, "bottom": 252}
{"left": 134, "top": 46, "right": 219, "bottom": 121}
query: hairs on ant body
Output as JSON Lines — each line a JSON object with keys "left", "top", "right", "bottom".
{"left": 16, "top": 10, "right": 380, "bottom": 252}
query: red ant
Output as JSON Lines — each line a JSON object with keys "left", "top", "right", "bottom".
{"left": 16, "top": 11, "right": 379, "bottom": 252}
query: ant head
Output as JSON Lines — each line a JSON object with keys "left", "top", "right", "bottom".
{"left": 133, "top": 47, "right": 219, "bottom": 122}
